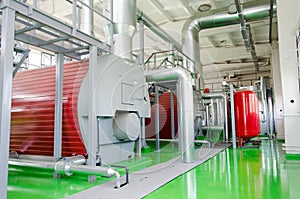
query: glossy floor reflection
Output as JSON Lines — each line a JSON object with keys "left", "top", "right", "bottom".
{"left": 145, "top": 140, "right": 300, "bottom": 199}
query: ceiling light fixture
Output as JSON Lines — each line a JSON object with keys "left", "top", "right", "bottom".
{"left": 198, "top": 4, "right": 211, "bottom": 12}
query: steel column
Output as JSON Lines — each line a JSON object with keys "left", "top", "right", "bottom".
{"left": 0, "top": 6, "right": 15, "bottom": 199}
{"left": 230, "top": 84, "right": 237, "bottom": 149}
{"left": 87, "top": 46, "right": 98, "bottom": 165}
{"left": 155, "top": 85, "right": 160, "bottom": 151}
{"left": 170, "top": 91, "right": 175, "bottom": 139}
{"left": 139, "top": 20, "right": 144, "bottom": 66}
{"left": 54, "top": 53, "right": 64, "bottom": 161}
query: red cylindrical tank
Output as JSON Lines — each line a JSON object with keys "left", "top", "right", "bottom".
{"left": 145, "top": 92, "right": 178, "bottom": 139}
{"left": 234, "top": 90, "right": 260, "bottom": 147}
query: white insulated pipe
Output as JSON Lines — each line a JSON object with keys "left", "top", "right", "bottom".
{"left": 182, "top": 1, "right": 276, "bottom": 87}
{"left": 145, "top": 68, "right": 195, "bottom": 163}
{"left": 8, "top": 156, "right": 121, "bottom": 188}
{"left": 202, "top": 93, "right": 229, "bottom": 142}
{"left": 104, "top": 0, "right": 137, "bottom": 60}
{"left": 81, "top": 0, "right": 94, "bottom": 36}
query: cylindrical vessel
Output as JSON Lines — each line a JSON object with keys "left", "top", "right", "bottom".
{"left": 234, "top": 90, "right": 260, "bottom": 146}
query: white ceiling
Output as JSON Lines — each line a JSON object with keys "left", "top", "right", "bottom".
{"left": 23, "top": 0, "right": 277, "bottom": 88}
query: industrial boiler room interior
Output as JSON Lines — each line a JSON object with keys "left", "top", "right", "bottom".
{"left": 0, "top": 0, "right": 300, "bottom": 198}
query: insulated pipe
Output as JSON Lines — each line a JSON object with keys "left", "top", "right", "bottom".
{"left": 234, "top": 0, "right": 251, "bottom": 51}
{"left": 137, "top": 8, "right": 182, "bottom": 52}
{"left": 8, "top": 157, "right": 121, "bottom": 188}
{"left": 104, "top": 0, "right": 137, "bottom": 60}
{"left": 80, "top": 0, "right": 94, "bottom": 36}
{"left": 202, "top": 93, "right": 229, "bottom": 142}
{"left": 145, "top": 68, "right": 194, "bottom": 163}
{"left": 182, "top": 1, "right": 277, "bottom": 82}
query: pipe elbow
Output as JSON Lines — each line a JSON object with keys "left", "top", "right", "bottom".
{"left": 145, "top": 68, "right": 192, "bottom": 83}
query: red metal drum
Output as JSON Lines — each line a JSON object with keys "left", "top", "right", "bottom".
{"left": 145, "top": 92, "right": 178, "bottom": 139}
{"left": 234, "top": 90, "right": 260, "bottom": 147}
{"left": 10, "top": 61, "right": 89, "bottom": 157}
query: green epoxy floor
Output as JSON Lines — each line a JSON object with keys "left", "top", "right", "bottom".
{"left": 7, "top": 140, "right": 300, "bottom": 199}
{"left": 145, "top": 140, "right": 300, "bottom": 199}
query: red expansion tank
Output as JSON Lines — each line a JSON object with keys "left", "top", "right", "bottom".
{"left": 234, "top": 90, "right": 260, "bottom": 147}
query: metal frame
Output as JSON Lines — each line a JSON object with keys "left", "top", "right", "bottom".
{"left": 54, "top": 53, "right": 64, "bottom": 161}
{"left": 0, "top": 5, "right": 16, "bottom": 198}
{"left": 155, "top": 85, "right": 160, "bottom": 151}
{"left": 87, "top": 45, "right": 98, "bottom": 165}
{"left": 230, "top": 84, "right": 237, "bottom": 149}
{"left": 3, "top": 0, "right": 110, "bottom": 60}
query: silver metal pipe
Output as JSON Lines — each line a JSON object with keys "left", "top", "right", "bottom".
{"left": 139, "top": 19, "right": 145, "bottom": 66}
{"left": 234, "top": 0, "right": 251, "bottom": 51}
{"left": 9, "top": 156, "right": 121, "bottom": 188}
{"left": 202, "top": 93, "right": 229, "bottom": 143}
{"left": 145, "top": 68, "right": 195, "bottom": 163}
{"left": 170, "top": 91, "right": 175, "bottom": 139}
{"left": 137, "top": 8, "right": 182, "bottom": 52}
{"left": 194, "top": 140, "right": 212, "bottom": 148}
{"left": 80, "top": 0, "right": 94, "bottom": 36}
{"left": 182, "top": 1, "right": 277, "bottom": 84}
{"left": 103, "top": 0, "right": 136, "bottom": 60}
{"left": 230, "top": 84, "right": 237, "bottom": 149}
{"left": 155, "top": 85, "right": 160, "bottom": 151}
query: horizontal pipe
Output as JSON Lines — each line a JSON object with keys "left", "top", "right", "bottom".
{"left": 8, "top": 157, "right": 121, "bottom": 188}
{"left": 182, "top": 1, "right": 277, "bottom": 79}
{"left": 137, "top": 9, "right": 182, "bottom": 52}
{"left": 146, "top": 138, "right": 212, "bottom": 148}
{"left": 194, "top": 140, "right": 212, "bottom": 148}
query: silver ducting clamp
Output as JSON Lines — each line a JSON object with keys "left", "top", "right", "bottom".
{"left": 55, "top": 155, "right": 87, "bottom": 176}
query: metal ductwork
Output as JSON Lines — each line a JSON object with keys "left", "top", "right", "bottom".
{"left": 145, "top": 68, "right": 195, "bottom": 163}
{"left": 80, "top": 0, "right": 94, "bottom": 36}
{"left": 182, "top": 1, "right": 277, "bottom": 88}
{"left": 104, "top": 0, "right": 137, "bottom": 60}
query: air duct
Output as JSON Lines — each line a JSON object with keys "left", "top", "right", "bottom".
{"left": 81, "top": 0, "right": 94, "bottom": 36}
{"left": 104, "top": 0, "right": 137, "bottom": 60}
{"left": 145, "top": 68, "right": 194, "bottom": 163}
{"left": 182, "top": 1, "right": 277, "bottom": 89}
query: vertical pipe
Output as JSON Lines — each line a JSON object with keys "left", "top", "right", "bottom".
{"left": 54, "top": 53, "right": 64, "bottom": 161}
{"left": 230, "top": 84, "right": 237, "bottom": 149}
{"left": 109, "top": 0, "right": 114, "bottom": 48}
{"left": 72, "top": 0, "right": 77, "bottom": 36}
{"left": 210, "top": 99, "right": 215, "bottom": 126}
{"left": 139, "top": 20, "right": 144, "bottom": 66}
{"left": 177, "top": 78, "right": 195, "bottom": 162}
{"left": 154, "top": 53, "right": 157, "bottom": 69}
{"left": 170, "top": 91, "right": 175, "bottom": 139}
{"left": 168, "top": 44, "right": 174, "bottom": 68}
{"left": 0, "top": 7, "right": 15, "bottom": 199}
{"left": 141, "top": 117, "right": 147, "bottom": 148}
{"left": 87, "top": 45, "right": 98, "bottom": 165}
{"left": 81, "top": 0, "right": 94, "bottom": 36}
{"left": 155, "top": 85, "right": 160, "bottom": 151}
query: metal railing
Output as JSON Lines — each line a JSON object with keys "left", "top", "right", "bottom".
{"left": 144, "top": 50, "right": 197, "bottom": 75}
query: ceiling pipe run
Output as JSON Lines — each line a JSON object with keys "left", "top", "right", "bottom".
{"left": 234, "top": 0, "right": 251, "bottom": 51}
{"left": 145, "top": 68, "right": 195, "bottom": 163}
{"left": 137, "top": 9, "right": 182, "bottom": 52}
{"left": 182, "top": 1, "right": 277, "bottom": 87}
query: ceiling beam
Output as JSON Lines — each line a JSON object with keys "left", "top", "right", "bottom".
{"left": 150, "top": 0, "right": 173, "bottom": 22}
{"left": 226, "top": 32, "right": 235, "bottom": 46}
{"left": 206, "top": 36, "right": 218, "bottom": 48}
{"left": 178, "top": 0, "right": 194, "bottom": 16}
